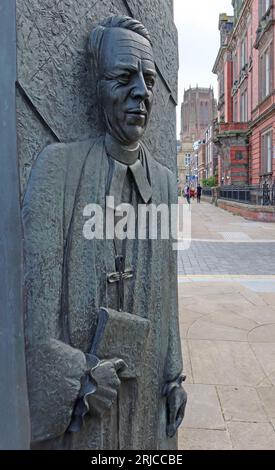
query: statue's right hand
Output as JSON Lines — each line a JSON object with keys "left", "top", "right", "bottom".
{"left": 86, "top": 358, "right": 126, "bottom": 417}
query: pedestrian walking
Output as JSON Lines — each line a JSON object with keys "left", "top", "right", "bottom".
{"left": 197, "top": 184, "right": 202, "bottom": 203}
{"left": 186, "top": 186, "right": 190, "bottom": 204}
{"left": 190, "top": 187, "right": 195, "bottom": 201}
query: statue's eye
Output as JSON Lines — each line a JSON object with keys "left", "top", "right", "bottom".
{"left": 117, "top": 74, "right": 130, "bottom": 85}
{"left": 144, "top": 76, "right": 155, "bottom": 89}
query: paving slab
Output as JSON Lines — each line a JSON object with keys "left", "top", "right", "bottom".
{"left": 257, "top": 376, "right": 273, "bottom": 387}
{"left": 257, "top": 387, "right": 275, "bottom": 418}
{"left": 258, "top": 293, "right": 275, "bottom": 310}
{"left": 179, "top": 429, "right": 232, "bottom": 450}
{"left": 178, "top": 308, "right": 204, "bottom": 324}
{"left": 178, "top": 283, "right": 237, "bottom": 296}
{"left": 182, "top": 384, "right": 225, "bottom": 430}
{"left": 181, "top": 340, "right": 193, "bottom": 384}
{"left": 250, "top": 343, "right": 275, "bottom": 379}
{"left": 234, "top": 305, "right": 275, "bottom": 325}
{"left": 217, "top": 386, "right": 268, "bottom": 422}
{"left": 248, "top": 324, "right": 275, "bottom": 342}
{"left": 205, "top": 311, "right": 257, "bottom": 331}
{"left": 227, "top": 422, "right": 275, "bottom": 450}
{"left": 187, "top": 319, "right": 248, "bottom": 342}
{"left": 189, "top": 339, "right": 266, "bottom": 386}
{"left": 268, "top": 371, "right": 275, "bottom": 385}
{"left": 238, "top": 284, "right": 275, "bottom": 304}
{"left": 219, "top": 232, "right": 252, "bottom": 241}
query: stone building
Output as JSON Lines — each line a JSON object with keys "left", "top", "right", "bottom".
{"left": 213, "top": 0, "right": 275, "bottom": 187}
{"left": 177, "top": 141, "right": 193, "bottom": 190}
{"left": 197, "top": 124, "right": 218, "bottom": 183}
{"left": 180, "top": 86, "right": 217, "bottom": 143}
{"left": 205, "top": 124, "right": 219, "bottom": 180}
{"left": 178, "top": 87, "right": 217, "bottom": 188}
{"left": 197, "top": 140, "right": 206, "bottom": 183}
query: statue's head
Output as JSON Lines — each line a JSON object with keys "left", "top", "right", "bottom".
{"left": 88, "top": 16, "right": 156, "bottom": 147}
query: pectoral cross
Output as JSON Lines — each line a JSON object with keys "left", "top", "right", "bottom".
{"left": 107, "top": 255, "right": 134, "bottom": 312}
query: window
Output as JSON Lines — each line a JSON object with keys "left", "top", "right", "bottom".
{"left": 185, "top": 154, "right": 191, "bottom": 166}
{"left": 265, "top": 49, "right": 270, "bottom": 95}
{"left": 261, "top": 129, "right": 273, "bottom": 174}
{"left": 240, "top": 89, "right": 248, "bottom": 122}
{"left": 259, "top": 0, "right": 271, "bottom": 19}
{"left": 260, "top": 44, "right": 272, "bottom": 100}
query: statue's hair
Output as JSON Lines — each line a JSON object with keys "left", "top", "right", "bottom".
{"left": 88, "top": 16, "right": 152, "bottom": 73}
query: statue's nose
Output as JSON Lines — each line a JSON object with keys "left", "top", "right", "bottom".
{"left": 130, "top": 74, "right": 150, "bottom": 100}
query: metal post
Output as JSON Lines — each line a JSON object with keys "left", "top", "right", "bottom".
{"left": 0, "top": 0, "right": 30, "bottom": 449}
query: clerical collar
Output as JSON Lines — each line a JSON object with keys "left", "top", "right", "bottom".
{"left": 105, "top": 133, "right": 140, "bottom": 166}
{"left": 105, "top": 135, "right": 152, "bottom": 207}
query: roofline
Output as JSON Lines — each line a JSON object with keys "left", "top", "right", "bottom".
{"left": 213, "top": 0, "right": 251, "bottom": 72}
{"left": 227, "top": 0, "right": 251, "bottom": 50}
{"left": 212, "top": 46, "right": 226, "bottom": 74}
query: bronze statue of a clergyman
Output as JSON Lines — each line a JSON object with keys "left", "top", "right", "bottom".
{"left": 23, "top": 15, "right": 187, "bottom": 450}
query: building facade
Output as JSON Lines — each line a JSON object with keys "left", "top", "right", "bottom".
{"left": 178, "top": 87, "right": 217, "bottom": 188}
{"left": 181, "top": 86, "right": 217, "bottom": 142}
{"left": 213, "top": 0, "right": 275, "bottom": 188}
{"left": 177, "top": 141, "right": 193, "bottom": 190}
{"left": 206, "top": 124, "right": 218, "bottom": 179}
{"left": 196, "top": 124, "right": 219, "bottom": 184}
{"left": 198, "top": 140, "right": 206, "bottom": 183}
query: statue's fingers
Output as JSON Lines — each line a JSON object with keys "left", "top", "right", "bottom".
{"left": 111, "top": 358, "right": 127, "bottom": 373}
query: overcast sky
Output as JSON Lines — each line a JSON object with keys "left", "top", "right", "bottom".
{"left": 174, "top": 0, "right": 233, "bottom": 138}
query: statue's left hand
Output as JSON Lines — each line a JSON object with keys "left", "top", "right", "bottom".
{"left": 166, "top": 386, "right": 187, "bottom": 438}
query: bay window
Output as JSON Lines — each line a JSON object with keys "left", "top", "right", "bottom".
{"left": 260, "top": 44, "right": 273, "bottom": 100}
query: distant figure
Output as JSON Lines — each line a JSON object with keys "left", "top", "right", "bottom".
{"left": 197, "top": 184, "right": 202, "bottom": 204}
{"left": 185, "top": 185, "right": 190, "bottom": 204}
{"left": 183, "top": 185, "right": 188, "bottom": 199}
{"left": 190, "top": 187, "right": 195, "bottom": 200}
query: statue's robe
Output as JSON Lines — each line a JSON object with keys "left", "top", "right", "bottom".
{"left": 23, "top": 136, "right": 183, "bottom": 450}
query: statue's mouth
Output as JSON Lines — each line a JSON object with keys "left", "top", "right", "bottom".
{"left": 126, "top": 113, "right": 147, "bottom": 127}
{"left": 127, "top": 109, "right": 147, "bottom": 116}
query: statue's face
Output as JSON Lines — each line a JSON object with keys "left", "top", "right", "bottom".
{"left": 98, "top": 28, "right": 156, "bottom": 146}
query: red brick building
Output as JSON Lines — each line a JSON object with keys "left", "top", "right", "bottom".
{"left": 197, "top": 124, "right": 219, "bottom": 183}
{"left": 213, "top": 0, "right": 275, "bottom": 188}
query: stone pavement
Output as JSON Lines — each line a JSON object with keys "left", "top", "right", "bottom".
{"left": 177, "top": 201, "right": 275, "bottom": 450}
{"left": 178, "top": 199, "right": 275, "bottom": 275}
